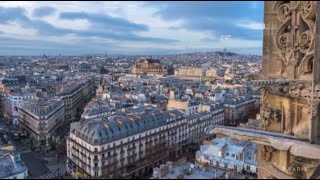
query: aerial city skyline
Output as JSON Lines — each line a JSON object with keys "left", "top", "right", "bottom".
{"left": 1, "top": 1, "right": 320, "bottom": 180}
{"left": 0, "top": 1, "right": 263, "bottom": 55}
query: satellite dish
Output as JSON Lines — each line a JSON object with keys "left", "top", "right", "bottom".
{"left": 190, "top": 164, "right": 194, "bottom": 169}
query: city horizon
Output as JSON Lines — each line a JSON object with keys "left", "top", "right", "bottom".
{"left": 0, "top": 48, "right": 263, "bottom": 57}
{"left": 2, "top": 1, "right": 320, "bottom": 180}
{"left": 0, "top": 1, "right": 263, "bottom": 56}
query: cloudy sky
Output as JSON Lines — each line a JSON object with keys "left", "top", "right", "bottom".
{"left": 0, "top": 1, "right": 264, "bottom": 56}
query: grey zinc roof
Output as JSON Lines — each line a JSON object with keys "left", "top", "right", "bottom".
{"left": 186, "top": 111, "right": 211, "bottom": 121}
{"left": 0, "top": 153, "right": 27, "bottom": 179}
{"left": 83, "top": 104, "right": 112, "bottom": 116}
{"left": 19, "top": 98, "right": 64, "bottom": 117}
{"left": 224, "top": 95, "right": 254, "bottom": 105}
{"left": 73, "top": 110, "right": 184, "bottom": 145}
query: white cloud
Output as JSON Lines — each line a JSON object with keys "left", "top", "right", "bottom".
{"left": 0, "top": 1, "right": 263, "bottom": 55}
{"left": 0, "top": 22, "right": 38, "bottom": 36}
{"left": 43, "top": 16, "right": 91, "bottom": 31}
{"left": 236, "top": 21, "right": 264, "bottom": 30}
{"left": 0, "top": 1, "right": 35, "bottom": 8}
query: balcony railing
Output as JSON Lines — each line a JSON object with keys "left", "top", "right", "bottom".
{"left": 127, "top": 146, "right": 136, "bottom": 151}
{"left": 145, "top": 141, "right": 152, "bottom": 145}
{"left": 120, "top": 157, "right": 125, "bottom": 162}
{"left": 102, "top": 153, "right": 118, "bottom": 161}
{"left": 72, "top": 146, "right": 79, "bottom": 152}
{"left": 128, "top": 153, "right": 137, "bottom": 158}
{"left": 93, "top": 166, "right": 100, "bottom": 171}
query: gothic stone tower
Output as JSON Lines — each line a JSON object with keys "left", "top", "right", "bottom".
{"left": 208, "top": 1, "right": 320, "bottom": 179}
{"left": 258, "top": 1, "right": 320, "bottom": 143}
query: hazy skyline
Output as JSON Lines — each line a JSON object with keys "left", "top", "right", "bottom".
{"left": 0, "top": 1, "right": 264, "bottom": 56}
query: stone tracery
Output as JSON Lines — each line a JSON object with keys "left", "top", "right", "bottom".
{"left": 272, "top": 1, "right": 316, "bottom": 79}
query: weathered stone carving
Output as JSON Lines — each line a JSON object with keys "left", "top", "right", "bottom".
{"left": 289, "top": 83, "right": 307, "bottom": 98}
{"left": 287, "top": 155, "right": 320, "bottom": 179}
{"left": 261, "top": 145, "right": 275, "bottom": 162}
{"left": 287, "top": 82, "right": 320, "bottom": 101}
{"left": 277, "top": 3, "right": 291, "bottom": 22}
{"left": 254, "top": 80, "right": 299, "bottom": 98}
{"left": 315, "top": 84, "right": 320, "bottom": 100}
{"left": 309, "top": 101, "right": 320, "bottom": 117}
{"left": 271, "top": 1, "right": 317, "bottom": 79}
{"left": 261, "top": 106, "right": 282, "bottom": 128}
{"left": 288, "top": 162, "right": 304, "bottom": 178}
{"left": 301, "top": 1, "right": 316, "bottom": 19}
{"left": 260, "top": 88, "right": 266, "bottom": 104}
{"left": 248, "top": 1, "right": 320, "bottom": 179}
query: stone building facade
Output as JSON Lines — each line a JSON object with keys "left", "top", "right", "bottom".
{"left": 18, "top": 98, "right": 64, "bottom": 147}
{"left": 66, "top": 107, "right": 224, "bottom": 179}
{"left": 57, "top": 79, "right": 94, "bottom": 121}
{"left": 131, "top": 58, "right": 169, "bottom": 76}
{"left": 174, "top": 66, "right": 203, "bottom": 77}
{"left": 223, "top": 96, "right": 256, "bottom": 126}
{"left": 174, "top": 66, "right": 219, "bottom": 78}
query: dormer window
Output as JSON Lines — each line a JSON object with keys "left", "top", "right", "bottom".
{"left": 218, "top": 150, "right": 222, "bottom": 157}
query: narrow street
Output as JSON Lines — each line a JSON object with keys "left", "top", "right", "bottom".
{"left": 21, "top": 151, "right": 53, "bottom": 178}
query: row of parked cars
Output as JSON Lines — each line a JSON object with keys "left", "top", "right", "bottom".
{"left": 0, "top": 127, "right": 27, "bottom": 143}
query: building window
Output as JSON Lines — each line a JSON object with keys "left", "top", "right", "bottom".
{"left": 94, "top": 148, "right": 97, "bottom": 152}
{"left": 94, "top": 171, "right": 98, "bottom": 176}
{"left": 247, "top": 165, "right": 250, "bottom": 171}
{"left": 224, "top": 163, "right": 228, "bottom": 168}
